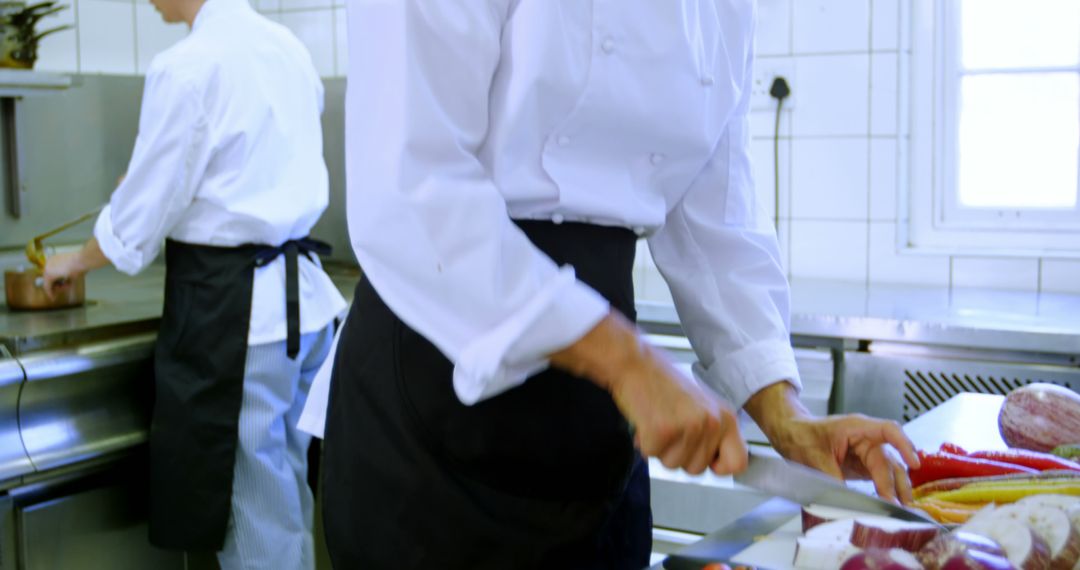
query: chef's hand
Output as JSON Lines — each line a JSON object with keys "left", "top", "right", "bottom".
{"left": 551, "top": 311, "right": 748, "bottom": 476}
{"left": 745, "top": 382, "right": 921, "bottom": 504}
{"left": 42, "top": 238, "right": 109, "bottom": 298}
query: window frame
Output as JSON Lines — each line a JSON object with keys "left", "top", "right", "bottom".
{"left": 906, "top": 0, "right": 1080, "bottom": 254}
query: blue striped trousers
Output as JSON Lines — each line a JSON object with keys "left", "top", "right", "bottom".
{"left": 216, "top": 325, "right": 335, "bottom": 570}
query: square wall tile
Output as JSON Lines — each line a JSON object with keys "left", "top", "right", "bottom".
{"left": 791, "top": 138, "right": 869, "bottom": 220}
{"left": 756, "top": 0, "right": 791, "bottom": 56}
{"left": 135, "top": 4, "right": 187, "bottom": 73}
{"left": 1040, "top": 259, "right": 1080, "bottom": 294}
{"left": 868, "top": 222, "right": 949, "bottom": 285}
{"left": 792, "top": 54, "right": 869, "bottom": 137}
{"left": 870, "top": 53, "right": 899, "bottom": 135}
{"left": 872, "top": 0, "right": 900, "bottom": 51}
{"left": 790, "top": 220, "right": 868, "bottom": 281}
{"left": 869, "top": 138, "right": 898, "bottom": 220}
{"left": 280, "top": 9, "right": 334, "bottom": 77}
{"left": 33, "top": 2, "right": 77, "bottom": 73}
{"left": 751, "top": 138, "right": 791, "bottom": 224}
{"left": 78, "top": 0, "right": 136, "bottom": 74}
{"left": 793, "top": 0, "right": 870, "bottom": 54}
{"left": 333, "top": 6, "right": 346, "bottom": 76}
{"left": 952, "top": 257, "right": 1039, "bottom": 291}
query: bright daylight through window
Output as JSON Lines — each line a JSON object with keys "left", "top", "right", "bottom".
{"left": 953, "top": 0, "right": 1079, "bottom": 212}
{"left": 908, "top": 0, "right": 1080, "bottom": 252}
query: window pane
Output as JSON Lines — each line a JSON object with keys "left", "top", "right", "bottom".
{"left": 958, "top": 73, "right": 1079, "bottom": 209}
{"left": 960, "top": 0, "right": 1080, "bottom": 69}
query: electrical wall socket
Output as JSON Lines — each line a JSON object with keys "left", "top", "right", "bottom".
{"left": 749, "top": 59, "right": 796, "bottom": 112}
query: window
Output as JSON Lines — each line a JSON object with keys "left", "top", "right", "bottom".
{"left": 907, "top": 0, "right": 1080, "bottom": 253}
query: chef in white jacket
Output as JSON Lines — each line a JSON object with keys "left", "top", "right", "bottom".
{"left": 302, "top": 1, "right": 921, "bottom": 568}
{"left": 43, "top": 0, "right": 346, "bottom": 567}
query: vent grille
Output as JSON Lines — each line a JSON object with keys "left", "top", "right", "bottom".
{"left": 902, "top": 370, "right": 1074, "bottom": 422}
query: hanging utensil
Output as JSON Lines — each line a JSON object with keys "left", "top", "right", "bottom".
{"left": 24, "top": 206, "right": 102, "bottom": 269}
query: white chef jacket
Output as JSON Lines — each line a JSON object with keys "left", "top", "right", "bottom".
{"left": 93, "top": 0, "right": 347, "bottom": 345}
{"left": 299, "top": 0, "right": 802, "bottom": 438}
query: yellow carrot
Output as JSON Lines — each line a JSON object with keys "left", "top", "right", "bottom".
{"left": 927, "top": 483, "right": 1080, "bottom": 504}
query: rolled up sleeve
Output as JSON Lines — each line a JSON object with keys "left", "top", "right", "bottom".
{"left": 647, "top": 41, "right": 801, "bottom": 410}
{"left": 93, "top": 60, "right": 208, "bottom": 275}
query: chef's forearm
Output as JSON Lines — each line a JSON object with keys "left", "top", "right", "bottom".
{"left": 73, "top": 238, "right": 111, "bottom": 274}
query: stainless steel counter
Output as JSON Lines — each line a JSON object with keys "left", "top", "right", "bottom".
{"left": 1, "top": 260, "right": 363, "bottom": 355}
{"left": 641, "top": 279, "right": 1080, "bottom": 357}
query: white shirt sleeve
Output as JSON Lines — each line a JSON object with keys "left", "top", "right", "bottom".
{"left": 346, "top": 1, "right": 610, "bottom": 405}
{"left": 94, "top": 63, "right": 209, "bottom": 275}
{"left": 647, "top": 47, "right": 802, "bottom": 410}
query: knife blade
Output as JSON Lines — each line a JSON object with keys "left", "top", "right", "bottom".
{"left": 733, "top": 451, "right": 944, "bottom": 528}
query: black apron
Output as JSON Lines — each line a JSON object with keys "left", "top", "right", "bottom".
{"left": 322, "top": 220, "right": 652, "bottom": 570}
{"left": 149, "top": 237, "right": 329, "bottom": 551}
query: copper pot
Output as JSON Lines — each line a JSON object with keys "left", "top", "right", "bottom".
{"left": 3, "top": 265, "right": 84, "bottom": 310}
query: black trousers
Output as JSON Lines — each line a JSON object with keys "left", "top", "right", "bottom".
{"left": 322, "top": 221, "right": 652, "bottom": 569}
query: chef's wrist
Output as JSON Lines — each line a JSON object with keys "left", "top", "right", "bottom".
{"left": 743, "top": 381, "right": 811, "bottom": 444}
{"left": 549, "top": 310, "right": 649, "bottom": 392}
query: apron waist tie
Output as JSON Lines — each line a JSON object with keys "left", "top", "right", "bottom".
{"left": 253, "top": 237, "right": 333, "bottom": 359}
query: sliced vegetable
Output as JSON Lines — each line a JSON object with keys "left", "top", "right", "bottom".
{"left": 918, "top": 531, "right": 1010, "bottom": 570}
{"left": 963, "top": 508, "right": 1052, "bottom": 570}
{"left": 850, "top": 518, "right": 942, "bottom": 552}
{"left": 999, "top": 384, "right": 1080, "bottom": 453}
{"left": 1016, "top": 494, "right": 1080, "bottom": 531}
{"left": 968, "top": 450, "right": 1080, "bottom": 473}
{"left": 993, "top": 503, "right": 1080, "bottom": 570}
{"left": 927, "top": 481, "right": 1080, "bottom": 504}
{"left": 841, "top": 548, "right": 923, "bottom": 570}
{"left": 915, "top": 472, "right": 1080, "bottom": 500}
{"left": 910, "top": 451, "right": 1039, "bottom": 488}
{"left": 794, "top": 538, "right": 862, "bottom": 569}
{"left": 802, "top": 504, "right": 873, "bottom": 533}
{"left": 942, "top": 549, "right": 1022, "bottom": 570}
{"left": 914, "top": 497, "right": 986, "bottom": 524}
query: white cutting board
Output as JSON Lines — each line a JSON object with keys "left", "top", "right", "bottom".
{"left": 729, "top": 515, "right": 803, "bottom": 570}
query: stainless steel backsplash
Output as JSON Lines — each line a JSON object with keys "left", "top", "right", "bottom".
{"left": 0, "top": 75, "right": 353, "bottom": 264}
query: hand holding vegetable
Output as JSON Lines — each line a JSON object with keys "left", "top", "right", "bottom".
{"left": 744, "top": 382, "right": 921, "bottom": 504}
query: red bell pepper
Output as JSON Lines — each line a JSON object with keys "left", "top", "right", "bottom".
{"left": 939, "top": 442, "right": 968, "bottom": 456}
{"left": 909, "top": 450, "right": 1038, "bottom": 488}
{"left": 967, "top": 449, "right": 1080, "bottom": 473}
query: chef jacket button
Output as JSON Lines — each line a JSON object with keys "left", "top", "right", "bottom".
{"left": 633, "top": 226, "right": 646, "bottom": 236}
{"left": 701, "top": 76, "right": 715, "bottom": 87}
{"left": 552, "top": 213, "right": 565, "bottom": 224}
{"left": 650, "top": 153, "right": 665, "bottom": 165}
{"left": 557, "top": 135, "right": 571, "bottom": 147}
{"left": 601, "top": 38, "right": 615, "bottom": 54}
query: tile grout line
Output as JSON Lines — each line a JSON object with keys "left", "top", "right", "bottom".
{"left": 866, "top": 0, "right": 874, "bottom": 289}
{"left": 74, "top": 0, "right": 82, "bottom": 74}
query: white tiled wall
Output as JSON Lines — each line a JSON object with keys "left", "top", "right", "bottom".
{"left": 36, "top": 0, "right": 1079, "bottom": 299}
{"left": 29, "top": 0, "right": 345, "bottom": 77}
{"left": 634, "top": 0, "right": 1078, "bottom": 304}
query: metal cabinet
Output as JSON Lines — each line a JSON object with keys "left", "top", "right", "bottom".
{"left": 839, "top": 345, "right": 1080, "bottom": 423}
{"left": 0, "top": 355, "right": 31, "bottom": 483}
{"left": 16, "top": 334, "right": 154, "bottom": 472}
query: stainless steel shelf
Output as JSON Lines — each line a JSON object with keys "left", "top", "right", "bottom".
{"left": 0, "top": 70, "right": 71, "bottom": 98}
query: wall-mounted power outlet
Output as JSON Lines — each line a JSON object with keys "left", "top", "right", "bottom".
{"left": 749, "top": 59, "right": 796, "bottom": 112}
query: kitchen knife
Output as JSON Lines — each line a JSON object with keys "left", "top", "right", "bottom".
{"left": 733, "top": 451, "right": 945, "bottom": 528}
